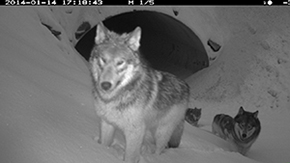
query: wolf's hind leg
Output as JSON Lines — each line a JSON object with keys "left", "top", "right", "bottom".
{"left": 98, "top": 120, "right": 115, "bottom": 146}
{"left": 154, "top": 122, "right": 177, "bottom": 154}
{"left": 168, "top": 120, "right": 184, "bottom": 148}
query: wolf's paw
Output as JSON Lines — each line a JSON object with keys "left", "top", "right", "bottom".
{"left": 93, "top": 136, "right": 102, "bottom": 144}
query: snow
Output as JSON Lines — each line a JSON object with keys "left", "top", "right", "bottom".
{"left": 1, "top": 7, "right": 290, "bottom": 163}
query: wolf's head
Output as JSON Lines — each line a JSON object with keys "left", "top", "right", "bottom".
{"left": 234, "top": 107, "right": 261, "bottom": 141}
{"left": 90, "top": 23, "right": 142, "bottom": 97}
{"left": 185, "top": 107, "right": 202, "bottom": 126}
{"left": 186, "top": 108, "right": 202, "bottom": 120}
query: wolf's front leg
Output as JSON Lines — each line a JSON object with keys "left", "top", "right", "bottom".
{"left": 124, "top": 125, "right": 146, "bottom": 163}
{"left": 98, "top": 119, "right": 115, "bottom": 146}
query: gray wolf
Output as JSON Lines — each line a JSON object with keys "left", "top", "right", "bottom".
{"left": 212, "top": 114, "right": 235, "bottom": 139}
{"left": 90, "top": 22, "right": 190, "bottom": 163}
{"left": 185, "top": 107, "right": 202, "bottom": 127}
{"left": 212, "top": 107, "right": 261, "bottom": 155}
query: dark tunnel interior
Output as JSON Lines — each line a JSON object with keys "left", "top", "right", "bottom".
{"left": 75, "top": 10, "right": 209, "bottom": 79}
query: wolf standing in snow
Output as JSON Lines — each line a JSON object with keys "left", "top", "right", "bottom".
{"left": 212, "top": 107, "right": 261, "bottom": 155}
{"left": 90, "top": 22, "right": 190, "bottom": 163}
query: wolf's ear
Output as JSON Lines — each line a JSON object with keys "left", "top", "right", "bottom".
{"left": 127, "top": 26, "right": 141, "bottom": 51}
{"left": 253, "top": 110, "right": 259, "bottom": 118}
{"left": 238, "top": 106, "right": 244, "bottom": 115}
{"left": 95, "top": 22, "right": 107, "bottom": 44}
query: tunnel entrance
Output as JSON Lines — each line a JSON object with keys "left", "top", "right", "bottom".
{"left": 75, "top": 10, "right": 209, "bottom": 79}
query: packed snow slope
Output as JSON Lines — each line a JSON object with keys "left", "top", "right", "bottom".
{"left": 0, "top": 7, "right": 290, "bottom": 163}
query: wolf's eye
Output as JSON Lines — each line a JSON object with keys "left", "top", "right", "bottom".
{"left": 240, "top": 123, "right": 245, "bottom": 128}
{"left": 116, "top": 60, "right": 125, "bottom": 66}
{"left": 247, "top": 125, "right": 252, "bottom": 130}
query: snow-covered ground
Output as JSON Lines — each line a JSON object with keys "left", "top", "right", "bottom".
{"left": 1, "top": 7, "right": 290, "bottom": 163}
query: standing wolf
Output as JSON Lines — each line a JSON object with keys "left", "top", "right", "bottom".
{"left": 90, "top": 22, "right": 190, "bottom": 163}
{"left": 212, "top": 107, "right": 261, "bottom": 155}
